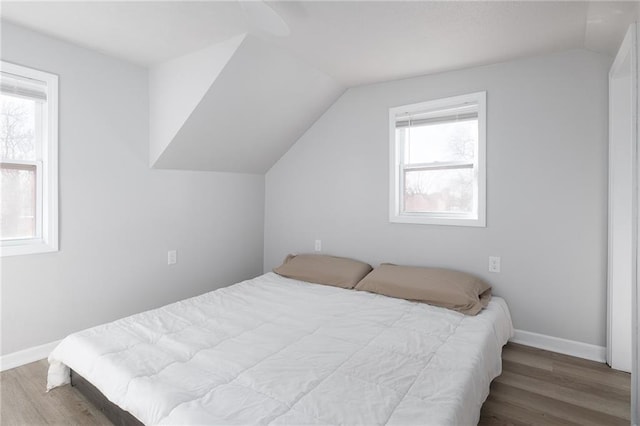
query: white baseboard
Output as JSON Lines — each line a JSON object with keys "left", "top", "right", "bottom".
{"left": 511, "top": 329, "right": 607, "bottom": 363}
{"left": 0, "top": 340, "right": 61, "bottom": 372}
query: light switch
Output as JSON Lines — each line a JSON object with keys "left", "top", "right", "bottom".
{"left": 168, "top": 250, "right": 177, "bottom": 265}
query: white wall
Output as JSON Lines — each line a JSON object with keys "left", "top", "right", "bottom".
{"left": 149, "top": 34, "right": 245, "bottom": 166}
{"left": 265, "top": 49, "right": 611, "bottom": 346}
{"left": 0, "top": 22, "right": 265, "bottom": 355}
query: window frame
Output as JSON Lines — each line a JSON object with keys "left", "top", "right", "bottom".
{"left": 389, "top": 91, "right": 486, "bottom": 227}
{"left": 1, "top": 61, "right": 58, "bottom": 256}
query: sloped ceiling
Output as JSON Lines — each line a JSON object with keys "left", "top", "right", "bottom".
{"left": 2, "top": 1, "right": 638, "bottom": 174}
{"left": 149, "top": 34, "right": 345, "bottom": 173}
{"left": 149, "top": 34, "right": 246, "bottom": 167}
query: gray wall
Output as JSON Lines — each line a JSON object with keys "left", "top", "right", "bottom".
{"left": 265, "top": 49, "right": 611, "bottom": 346}
{"left": 1, "top": 22, "right": 265, "bottom": 355}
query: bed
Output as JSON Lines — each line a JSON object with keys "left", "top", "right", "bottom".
{"left": 48, "top": 271, "right": 513, "bottom": 425}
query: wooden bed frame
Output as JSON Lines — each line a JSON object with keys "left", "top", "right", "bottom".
{"left": 71, "top": 369, "right": 144, "bottom": 426}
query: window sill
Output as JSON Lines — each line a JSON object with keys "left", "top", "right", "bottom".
{"left": 390, "top": 213, "right": 486, "bottom": 227}
{"left": 1, "top": 240, "right": 58, "bottom": 257}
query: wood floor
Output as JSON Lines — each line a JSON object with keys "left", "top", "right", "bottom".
{"left": 479, "top": 343, "right": 630, "bottom": 425}
{"left": 0, "top": 343, "right": 630, "bottom": 426}
{"left": 0, "top": 359, "right": 111, "bottom": 426}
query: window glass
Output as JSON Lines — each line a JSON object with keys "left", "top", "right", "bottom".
{"left": 403, "top": 168, "right": 474, "bottom": 214}
{"left": 1, "top": 164, "right": 36, "bottom": 239}
{"left": 1, "top": 94, "right": 38, "bottom": 161}
{"left": 402, "top": 120, "right": 477, "bottom": 164}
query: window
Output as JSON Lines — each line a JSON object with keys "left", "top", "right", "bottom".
{"left": 1, "top": 61, "right": 58, "bottom": 256}
{"left": 389, "top": 92, "right": 486, "bottom": 226}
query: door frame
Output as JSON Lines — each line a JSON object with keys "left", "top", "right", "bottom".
{"left": 608, "top": 22, "right": 639, "bottom": 424}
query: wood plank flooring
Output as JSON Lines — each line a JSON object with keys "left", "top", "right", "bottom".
{"left": 0, "top": 359, "right": 111, "bottom": 425}
{"left": 0, "top": 343, "right": 630, "bottom": 425}
{"left": 479, "top": 343, "right": 630, "bottom": 425}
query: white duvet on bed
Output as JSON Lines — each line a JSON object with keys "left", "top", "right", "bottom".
{"left": 48, "top": 272, "right": 513, "bottom": 426}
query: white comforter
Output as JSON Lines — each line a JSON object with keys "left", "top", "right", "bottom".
{"left": 48, "top": 272, "right": 513, "bottom": 426}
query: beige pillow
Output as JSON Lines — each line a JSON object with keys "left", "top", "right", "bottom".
{"left": 355, "top": 263, "right": 491, "bottom": 315}
{"left": 273, "top": 254, "right": 373, "bottom": 289}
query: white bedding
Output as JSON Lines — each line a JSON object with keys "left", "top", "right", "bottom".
{"left": 48, "top": 272, "right": 513, "bottom": 426}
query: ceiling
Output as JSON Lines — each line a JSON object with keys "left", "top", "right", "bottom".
{"left": 2, "top": 1, "right": 638, "bottom": 87}
{"left": 149, "top": 34, "right": 345, "bottom": 173}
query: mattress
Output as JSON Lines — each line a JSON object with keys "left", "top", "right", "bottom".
{"left": 48, "top": 272, "right": 513, "bottom": 425}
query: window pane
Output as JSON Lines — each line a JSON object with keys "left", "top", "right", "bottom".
{"left": 404, "top": 119, "right": 477, "bottom": 164}
{"left": 0, "top": 94, "right": 37, "bottom": 161}
{"left": 1, "top": 165, "right": 36, "bottom": 240}
{"left": 403, "top": 168, "right": 473, "bottom": 214}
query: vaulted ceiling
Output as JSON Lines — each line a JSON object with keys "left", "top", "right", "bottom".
{"left": 148, "top": 34, "right": 344, "bottom": 173}
{"left": 2, "top": 1, "right": 638, "bottom": 173}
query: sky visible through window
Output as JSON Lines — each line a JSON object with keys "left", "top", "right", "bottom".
{"left": 403, "top": 119, "right": 476, "bottom": 164}
{"left": 1, "top": 94, "right": 37, "bottom": 161}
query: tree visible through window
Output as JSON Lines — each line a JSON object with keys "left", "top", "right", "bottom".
{"left": 389, "top": 92, "right": 486, "bottom": 226}
{"left": 1, "top": 93, "right": 39, "bottom": 239}
{"left": 0, "top": 61, "right": 58, "bottom": 256}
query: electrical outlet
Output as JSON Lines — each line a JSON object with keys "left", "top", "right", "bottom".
{"left": 314, "top": 240, "right": 322, "bottom": 252}
{"left": 168, "top": 250, "right": 177, "bottom": 265}
{"left": 489, "top": 256, "right": 500, "bottom": 273}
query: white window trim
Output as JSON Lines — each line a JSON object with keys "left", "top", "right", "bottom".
{"left": 1, "top": 61, "right": 58, "bottom": 256}
{"left": 389, "top": 91, "right": 486, "bottom": 227}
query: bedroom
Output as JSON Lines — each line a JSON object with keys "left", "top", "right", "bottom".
{"left": 0, "top": 0, "right": 638, "bottom": 425}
